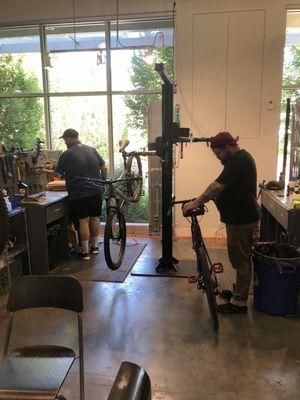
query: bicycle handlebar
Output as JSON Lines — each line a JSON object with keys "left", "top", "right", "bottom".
{"left": 75, "top": 176, "right": 141, "bottom": 185}
{"left": 169, "top": 198, "right": 207, "bottom": 217}
{"left": 171, "top": 198, "right": 196, "bottom": 205}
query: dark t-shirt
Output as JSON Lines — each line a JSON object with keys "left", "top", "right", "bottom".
{"left": 215, "top": 150, "right": 260, "bottom": 225}
{"left": 55, "top": 143, "right": 105, "bottom": 201}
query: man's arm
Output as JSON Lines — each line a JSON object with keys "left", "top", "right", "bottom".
{"left": 183, "top": 181, "right": 225, "bottom": 214}
{"left": 100, "top": 164, "right": 107, "bottom": 180}
{"left": 36, "top": 168, "right": 61, "bottom": 179}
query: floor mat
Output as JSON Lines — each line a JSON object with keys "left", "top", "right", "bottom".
{"left": 131, "top": 246, "right": 236, "bottom": 289}
{"left": 52, "top": 242, "right": 147, "bottom": 283}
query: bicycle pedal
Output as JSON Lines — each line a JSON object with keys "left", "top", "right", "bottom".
{"left": 212, "top": 262, "right": 224, "bottom": 273}
{"left": 188, "top": 275, "right": 198, "bottom": 284}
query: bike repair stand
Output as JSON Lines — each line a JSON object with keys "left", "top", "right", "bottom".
{"left": 132, "top": 63, "right": 210, "bottom": 277}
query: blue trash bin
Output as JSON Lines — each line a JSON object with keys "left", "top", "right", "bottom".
{"left": 252, "top": 243, "right": 300, "bottom": 315}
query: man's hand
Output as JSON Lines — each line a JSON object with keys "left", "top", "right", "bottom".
{"left": 182, "top": 199, "right": 202, "bottom": 216}
{"left": 35, "top": 168, "right": 46, "bottom": 176}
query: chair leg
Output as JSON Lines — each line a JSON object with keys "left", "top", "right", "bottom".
{"left": 78, "top": 314, "right": 85, "bottom": 400}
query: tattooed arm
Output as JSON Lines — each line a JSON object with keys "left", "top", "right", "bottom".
{"left": 182, "top": 181, "right": 225, "bottom": 215}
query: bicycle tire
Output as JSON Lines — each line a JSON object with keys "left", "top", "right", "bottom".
{"left": 198, "top": 247, "right": 219, "bottom": 330}
{"left": 104, "top": 208, "right": 126, "bottom": 270}
{"left": 126, "top": 154, "right": 143, "bottom": 202}
{"left": 0, "top": 191, "right": 9, "bottom": 255}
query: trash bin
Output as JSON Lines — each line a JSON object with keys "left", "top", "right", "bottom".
{"left": 252, "top": 242, "right": 300, "bottom": 315}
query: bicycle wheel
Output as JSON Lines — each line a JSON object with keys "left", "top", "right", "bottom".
{"left": 126, "top": 154, "right": 143, "bottom": 202}
{"left": 198, "top": 247, "right": 219, "bottom": 330}
{"left": 104, "top": 208, "right": 126, "bottom": 270}
{"left": 0, "top": 191, "right": 9, "bottom": 255}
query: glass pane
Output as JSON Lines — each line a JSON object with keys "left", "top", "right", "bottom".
{"left": 50, "top": 96, "right": 108, "bottom": 164}
{"left": 47, "top": 51, "right": 107, "bottom": 92}
{"left": 0, "top": 27, "right": 43, "bottom": 93}
{"left": 111, "top": 47, "right": 174, "bottom": 91}
{"left": 46, "top": 23, "right": 107, "bottom": 92}
{"left": 110, "top": 19, "right": 174, "bottom": 48}
{"left": 46, "top": 23, "right": 106, "bottom": 52}
{"left": 278, "top": 90, "right": 300, "bottom": 179}
{"left": 0, "top": 97, "right": 45, "bottom": 149}
{"left": 113, "top": 94, "right": 162, "bottom": 223}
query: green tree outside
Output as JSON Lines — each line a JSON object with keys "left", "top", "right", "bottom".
{"left": 124, "top": 47, "right": 174, "bottom": 135}
{"left": 0, "top": 55, "right": 44, "bottom": 149}
{"left": 121, "top": 47, "right": 174, "bottom": 222}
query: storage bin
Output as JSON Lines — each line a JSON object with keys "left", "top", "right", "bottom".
{"left": 252, "top": 242, "right": 300, "bottom": 315}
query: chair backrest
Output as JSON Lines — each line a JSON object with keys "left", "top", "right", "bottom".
{"left": 107, "top": 361, "right": 151, "bottom": 400}
{"left": 7, "top": 275, "right": 83, "bottom": 313}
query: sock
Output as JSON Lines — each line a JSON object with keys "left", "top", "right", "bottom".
{"left": 81, "top": 240, "right": 89, "bottom": 254}
{"left": 91, "top": 236, "right": 99, "bottom": 247}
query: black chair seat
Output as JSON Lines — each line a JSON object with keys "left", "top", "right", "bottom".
{"left": 0, "top": 356, "right": 74, "bottom": 399}
{"left": 11, "top": 345, "right": 75, "bottom": 358}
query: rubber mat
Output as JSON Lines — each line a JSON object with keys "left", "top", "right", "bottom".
{"left": 131, "top": 247, "right": 238, "bottom": 290}
{"left": 52, "top": 242, "right": 147, "bottom": 283}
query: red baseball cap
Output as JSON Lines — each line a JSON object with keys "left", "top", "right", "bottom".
{"left": 210, "top": 132, "right": 239, "bottom": 149}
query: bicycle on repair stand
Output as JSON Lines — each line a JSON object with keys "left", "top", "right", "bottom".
{"left": 170, "top": 198, "right": 224, "bottom": 330}
{"left": 77, "top": 140, "right": 155, "bottom": 270}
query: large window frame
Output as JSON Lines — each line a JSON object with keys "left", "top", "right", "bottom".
{"left": 0, "top": 19, "right": 173, "bottom": 178}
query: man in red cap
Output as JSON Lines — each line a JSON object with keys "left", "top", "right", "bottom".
{"left": 183, "top": 132, "right": 260, "bottom": 314}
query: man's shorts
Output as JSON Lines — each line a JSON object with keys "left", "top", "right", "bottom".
{"left": 69, "top": 194, "right": 103, "bottom": 220}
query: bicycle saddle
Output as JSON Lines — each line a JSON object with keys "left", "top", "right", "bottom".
{"left": 183, "top": 204, "right": 205, "bottom": 217}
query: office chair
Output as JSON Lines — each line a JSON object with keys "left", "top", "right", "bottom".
{"left": 0, "top": 275, "right": 84, "bottom": 400}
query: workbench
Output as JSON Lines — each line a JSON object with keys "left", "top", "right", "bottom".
{"left": 24, "top": 191, "right": 69, "bottom": 274}
{"left": 260, "top": 189, "right": 300, "bottom": 246}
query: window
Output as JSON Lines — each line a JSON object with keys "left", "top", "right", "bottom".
{"left": 0, "top": 18, "right": 174, "bottom": 224}
{"left": 279, "top": 11, "right": 300, "bottom": 180}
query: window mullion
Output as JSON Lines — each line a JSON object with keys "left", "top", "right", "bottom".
{"left": 39, "top": 25, "right": 52, "bottom": 149}
{"left": 106, "top": 20, "right": 114, "bottom": 177}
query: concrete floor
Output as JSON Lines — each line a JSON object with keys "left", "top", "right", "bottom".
{"left": 0, "top": 238, "right": 300, "bottom": 399}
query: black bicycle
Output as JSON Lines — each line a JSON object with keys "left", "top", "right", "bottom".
{"left": 171, "top": 199, "right": 223, "bottom": 330}
{"left": 77, "top": 141, "right": 155, "bottom": 269}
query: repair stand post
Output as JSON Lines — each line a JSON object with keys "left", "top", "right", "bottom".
{"left": 155, "top": 68, "right": 177, "bottom": 272}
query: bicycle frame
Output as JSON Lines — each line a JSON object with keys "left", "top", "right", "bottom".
{"left": 76, "top": 176, "right": 141, "bottom": 205}
{"left": 171, "top": 198, "right": 222, "bottom": 330}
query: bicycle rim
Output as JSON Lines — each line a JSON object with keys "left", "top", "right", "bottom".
{"left": 126, "top": 155, "right": 142, "bottom": 202}
{"left": 198, "top": 248, "right": 219, "bottom": 330}
{"left": 104, "top": 209, "right": 126, "bottom": 270}
{"left": 0, "top": 191, "right": 8, "bottom": 255}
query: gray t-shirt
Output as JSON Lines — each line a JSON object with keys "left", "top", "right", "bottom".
{"left": 55, "top": 143, "right": 105, "bottom": 201}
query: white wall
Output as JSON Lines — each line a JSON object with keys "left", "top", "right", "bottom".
{"left": 175, "top": 0, "right": 287, "bottom": 236}
{"left": 0, "top": 0, "right": 295, "bottom": 236}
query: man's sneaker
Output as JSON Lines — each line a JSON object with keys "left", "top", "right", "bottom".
{"left": 79, "top": 252, "right": 90, "bottom": 260}
{"left": 217, "top": 303, "right": 247, "bottom": 314}
{"left": 219, "top": 290, "right": 233, "bottom": 302}
{"left": 90, "top": 246, "right": 99, "bottom": 255}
